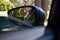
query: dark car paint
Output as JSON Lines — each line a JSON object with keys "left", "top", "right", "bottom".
{"left": 0, "top": 17, "right": 16, "bottom": 29}
{"left": 32, "top": 6, "right": 46, "bottom": 26}
{"left": 0, "top": 27, "right": 46, "bottom": 40}
{"left": 0, "top": 26, "right": 54, "bottom": 40}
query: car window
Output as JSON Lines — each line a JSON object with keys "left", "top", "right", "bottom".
{"left": 0, "top": 0, "right": 52, "bottom": 32}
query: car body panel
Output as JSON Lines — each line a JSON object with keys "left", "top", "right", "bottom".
{"left": 0, "top": 27, "right": 45, "bottom": 40}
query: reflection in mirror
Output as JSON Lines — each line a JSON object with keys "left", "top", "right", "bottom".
{"left": 9, "top": 7, "right": 36, "bottom": 26}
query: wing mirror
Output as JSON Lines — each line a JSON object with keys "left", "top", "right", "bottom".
{"left": 8, "top": 6, "right": 46, "bottom": 26}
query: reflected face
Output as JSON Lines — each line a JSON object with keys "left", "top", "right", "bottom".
{"left": 24, "top": 8, "right": 30, "bottom": 19}
{"left": 24, "top": 7, "right": 30, "bottom": 14}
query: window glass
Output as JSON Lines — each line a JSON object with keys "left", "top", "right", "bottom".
{"left": 0, "top": 0, "right": 53, "bottom": 31}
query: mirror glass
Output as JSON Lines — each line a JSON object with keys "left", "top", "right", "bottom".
{"left": 9, "top": 7, "right": 36, "bottom": 26}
